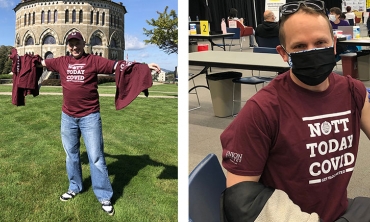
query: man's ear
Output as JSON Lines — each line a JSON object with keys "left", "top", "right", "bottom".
{"left": 276, "top": 45, "right": 289, "bottom": 62}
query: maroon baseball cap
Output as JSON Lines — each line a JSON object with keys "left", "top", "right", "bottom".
{"left": 67, "top": 32, "right": 84, "bottom": 42}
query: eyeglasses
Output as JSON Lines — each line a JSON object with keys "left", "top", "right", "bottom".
{"left": 279, "top": 1, "right": 326, "bottom": 18}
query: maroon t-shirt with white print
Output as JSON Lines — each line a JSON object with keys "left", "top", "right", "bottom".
{"left": 45, "top": 53, "right": 115, "bottom": 117}
{"left": 221, "top": 72, "right": 366, "bottom": 221}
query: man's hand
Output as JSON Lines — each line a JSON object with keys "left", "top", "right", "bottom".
{"left": 148, "top": 63, "right": 161, "bottom": 73}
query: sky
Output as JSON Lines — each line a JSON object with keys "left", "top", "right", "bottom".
{"left": 0, "top": 0, "right": 178, "bottom": 71}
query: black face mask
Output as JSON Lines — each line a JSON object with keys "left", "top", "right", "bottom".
{"left": 288, "top": 47, "right": 336, "bottom": 86}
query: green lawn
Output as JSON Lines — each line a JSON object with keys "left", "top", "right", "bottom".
{"left": 0, "top": 86, "right": 178, "bottom": 221}
{"left": 0, "top": 83, "right": 178, "bottom": 97}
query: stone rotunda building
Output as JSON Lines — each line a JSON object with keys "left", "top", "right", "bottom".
{"left": 13, "top": 0, "right": 127, "bottom": 60}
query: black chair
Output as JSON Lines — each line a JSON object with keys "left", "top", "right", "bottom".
{"left": 253, "top": 46, "right": 278, "bottom": 54}
{"left": 189, "top": 73, "right": 201, "bottom": 111}
{"left": 252, "top": 46, "right": 279, "bottom": 77}
{"left": 189, "top": 153, "right": 226, "bottom": 222}
{"left": 255, "top": 36, "right": 280, "bottom": 48}
{"left": 231, "top": 46, "right": 278, "bottom": 116}
{"left": 217, "top": 27, "right": 242, "bottom": 51}
{"left": 348, "top": 18, "right": 354, "bottom": 26}
{"left": 231, "top": 77, "right": 266, "bottom": 116}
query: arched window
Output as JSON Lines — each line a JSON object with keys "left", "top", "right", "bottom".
{"left": 28, "top": 13, "right": 30, "bottom": 25}
{"left": 102, "top": 12, "right": 105, "bottom": 26}
{"left": 24, "top": 14, "right": 26, "bottom": 26}
{"left": 95, "top": 52, "right": 98, "bottom": 55}
{"left": 96, "top": 12, "right": 99, "bottom": 25}
{"left": 47, "top": 10, "right": 51, "bottom": 23}
{"left": 66, "top": 51, "right": 70, "bottom": 56}
{"left": 45, "top": 51, "right": 54, "bottom": 59}
{"left": 110, "top": 14, "right": 112, "bottom": 26}
{"left": 43, "top": 35, "right": 56, "bottom": 44}
{"left": 91, "top": 36, "right": 102, "bottom": 46}
{"left": 54, "top": 10, "right": 58, "bottom": 23}
{"left": 111, "top": 39, "right": 116, "bottom": 48}
{"left": 99, "top": 52, "right": 102, "bottom": 56}
{"left": 90, "top": 11, "right": 93, "bottom": 24}
{"left": 32, "top": 12, "right": 35, "bottom": 24}
{"left": 72, "top": 10, "right": 76, "bottom": 23}
{"left": 79, "top": 10, "right": 83, "bottom": 23}
{"left": 25, "top": 37, "right": 34, "bottom": 46}
{"left": 65, "top": 10, "right": 69, "bottom": 23}
{"left": 41, "top": 11, "right": 44, "bottom": 24}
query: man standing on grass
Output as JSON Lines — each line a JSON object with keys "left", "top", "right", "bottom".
{"left": 39, "top": 31, "right": 160, "bottom": 215}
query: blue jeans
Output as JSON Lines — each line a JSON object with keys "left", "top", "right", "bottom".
{"left": 61, "top": 111, "right": 113, "bottom": 203}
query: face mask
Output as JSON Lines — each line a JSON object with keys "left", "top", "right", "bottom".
{"left": 284, "top": 47, "right": 336, "bottom": 86}
{"left": 328, "top": 14, "right": 336, "bottom": 22}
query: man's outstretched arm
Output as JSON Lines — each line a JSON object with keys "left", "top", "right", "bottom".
{"left": 112, "top": 62, "right": 161, "bottom": 73}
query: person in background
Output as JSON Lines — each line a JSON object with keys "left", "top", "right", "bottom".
{"left": 339, "top": 12, "right": 346, "bottom": 21}
{"left": 220, "top": 1, "right": 370, "bottom": 221}
{"left": 329, "top": 7, "right": 358, "bottom": 60}
{"left": 255, "top": 10, "right": 279, "bottom": 38}
{"left": 329, "top": 7, "right": 349, "bottom": 29}
{"left": 345, "top": 6, "right": 356, "bottom": 25}
{"left": 228, "top": 8, "right": 256, "bottom": 47}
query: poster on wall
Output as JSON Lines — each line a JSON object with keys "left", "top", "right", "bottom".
{"left": 265, "top": 0, "right": 286, "bottom": 21}
{"left": 342, "top": 0, "right": 366, "bottom": 12}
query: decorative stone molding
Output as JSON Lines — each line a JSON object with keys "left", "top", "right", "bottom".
{"left": 13, "top": 0, "right": 127, "bottom": 60}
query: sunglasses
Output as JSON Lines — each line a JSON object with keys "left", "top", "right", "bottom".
{"left": 279, "top": 1, "right": 326, "bottom": 19}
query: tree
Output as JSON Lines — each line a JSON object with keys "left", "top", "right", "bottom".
{"left": 0, "top": 45, "right": 13, "bottom": 74}
{"left": 143, "top": 6, "right": 178, "bottom": 55}
{"left": 3, "top": 59, "right": 12, "bottom": 74}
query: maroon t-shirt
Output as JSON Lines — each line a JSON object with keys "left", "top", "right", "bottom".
{"left": 45, "top": 53, "right": 115, "bottom": 117}
{"left": 221, "top": 72, "right": 366, "bottom": 221}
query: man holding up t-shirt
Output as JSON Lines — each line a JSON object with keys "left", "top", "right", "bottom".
{"left": 40, "top": 31, "right": 160, "bottom": 216}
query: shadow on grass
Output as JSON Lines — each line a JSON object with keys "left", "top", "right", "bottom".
{"left": 80, "top": 152, "right": 177, "bottom": 203}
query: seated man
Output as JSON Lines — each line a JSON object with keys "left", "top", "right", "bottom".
{"left": 228, "top": 8, "right": 256, "bottom": 47}
{"left": 221, "top": 1, "right": 370, "bottom": 222}
{"left": 255, "top": 10, "right": 279, "bottom": 38}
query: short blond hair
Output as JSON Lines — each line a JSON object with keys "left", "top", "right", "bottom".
{"left": 279, "top": 6, "right": 333, "bottom": 47}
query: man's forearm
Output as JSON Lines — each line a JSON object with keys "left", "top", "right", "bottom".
{"left": 221, "top": 181, "right": 321, "bottom": 222}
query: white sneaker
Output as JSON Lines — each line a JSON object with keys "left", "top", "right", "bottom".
{"left": 59, "top": 191, "right": 76, "bottom": 201}
{"left": 101, "top": 200, "right": 115, "bottom": 216}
